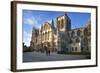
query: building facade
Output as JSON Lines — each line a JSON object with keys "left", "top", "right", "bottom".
{"left": 30, "top": 13, "right": 91, "bottom": 53}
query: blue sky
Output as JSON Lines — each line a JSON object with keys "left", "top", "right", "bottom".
{"left": 22, "top": 10, "right": 91, "bottom": 46}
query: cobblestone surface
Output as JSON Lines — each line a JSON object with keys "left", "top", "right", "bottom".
{"left": 23, "top": 51, "right": 89, "bottom": 62}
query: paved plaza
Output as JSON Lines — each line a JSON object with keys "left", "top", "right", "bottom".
{"left": 23, "top": 51, "right": 89, "bottom": 62}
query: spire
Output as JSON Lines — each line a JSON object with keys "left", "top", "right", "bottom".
{"left": 64, "top": 12, "right": 71, "bottom": 23}
{"left": 64, "top": 12, "right": 68, "bottom": 17}
{"left": 51, "top": 19, "right": 55, "bottom": 28}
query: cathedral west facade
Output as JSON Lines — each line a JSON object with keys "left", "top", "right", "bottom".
{"left": 30, "top": 13, "right": 91, "bottom": 53}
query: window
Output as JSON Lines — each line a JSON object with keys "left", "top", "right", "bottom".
{"left": 48, "top": 32, "right": 49, "bottom": 40}
{"left": 84, "top": 37, "right": 88, "bottom": 45}
{"left": 75, "top": 47, "right": 77, "bottom": 51}
{"left": 45, "top": 32, "right": 47, "bottom": 40}
{"left": 77, "top": 30, "right": 81, "bottom": 36}
{"left": 45, "top": 32, "right": 46, "bottom": 40}
{"left": 61, "top": 19, "right": 64, "bottom": 29}
{"left": 71, "top": 31, "right": 75, "bottom": 38}
{"left": 84, "top": 28, "right": 88, "bottom": 36}
{"left": 76, "top": 37, "right": 80, "bottom": 43}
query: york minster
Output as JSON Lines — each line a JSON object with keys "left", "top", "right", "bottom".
{"left": 30, "top": 13, "right": 91, "bottom": 54}
{"left": 23, "top": 11, "right": 91, "bottom": 62}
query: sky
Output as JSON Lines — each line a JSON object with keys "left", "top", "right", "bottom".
{"left": 22, "top": 10, "right": 91, "bottom": 46}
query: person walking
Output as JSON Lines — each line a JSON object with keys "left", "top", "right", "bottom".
{"left": 48, "top": 47, "right": 51, "bottom": 56}
{"left": 44, "top": 46, "right": 48, "bottom": 56}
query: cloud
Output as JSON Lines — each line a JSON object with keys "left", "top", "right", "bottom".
{"left": 24, "top": 16, "right": 38, "bottom": 26}
{"left": 23, "top": 16, "right": 42, "bottom": 29}
{"left": 23, "top": 31, "right": 32, "bottom": 47}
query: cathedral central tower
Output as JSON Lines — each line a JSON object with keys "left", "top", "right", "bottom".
{"left": 57, "top": 13, "right": 71, "bottom": 32}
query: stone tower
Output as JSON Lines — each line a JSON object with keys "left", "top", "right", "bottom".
{"left": 30, "top": 27, "right": 39, "bottom": 51}
{"left": 57, "top": 13, "right": 71, "bottom": 32}
{"left": 56, "top": 13, "right": 71, "bottom": 52}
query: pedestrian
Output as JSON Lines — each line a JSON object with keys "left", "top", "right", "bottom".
{"left": 48, "top": 47, "right": 51, "bottom": 56}
{"left": 44, "top": 46, "right": 48, "bottom": 56}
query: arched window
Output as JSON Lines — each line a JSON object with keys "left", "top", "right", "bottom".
{"left": 47, "top": 31, "right": 49, "bottom": 40}
{"left": 61, "top": 19, "right": 64, "bottom": 29}
{"left": 71, "top": 31, "right": 75, "bottom": 38}
{"left": 77, "top": 30, "right": 81, "bottom": 36}
{"left": 84, "top": 37, "right": 88, "bottom": 45}
{"left": 84, "top": 28, "right": 88, "bottom": 36}
{"left": 45, "top": 32, "right": 47, "bottom": 40}
{"left": 75, "top": 47, "right": 77, "bottom": 51}
{"left": 76, "top": 37, "right": 80, "bottom": 43}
